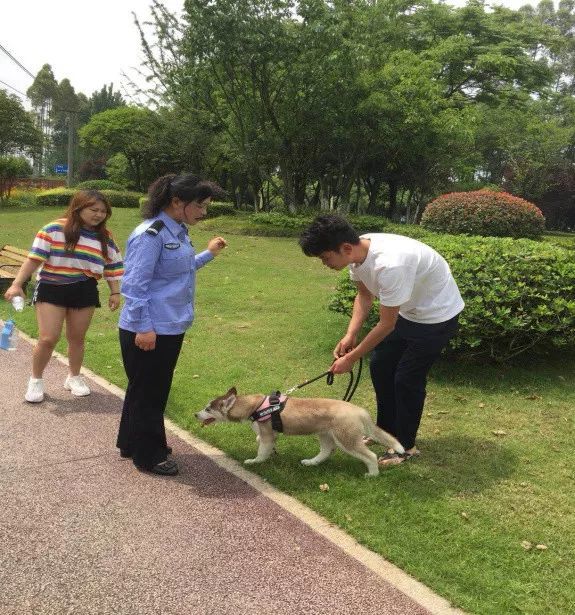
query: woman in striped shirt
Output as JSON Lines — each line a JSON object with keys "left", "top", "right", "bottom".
{"left": 4, "top": 190, "right": 124, "bottom": 403}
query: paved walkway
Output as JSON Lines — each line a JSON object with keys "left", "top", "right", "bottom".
{"left": 0, "top": 332, "right": 464, "bottom": 615}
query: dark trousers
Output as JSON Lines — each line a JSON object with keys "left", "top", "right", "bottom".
{"left": 369, "top": 315, "right": 459, "bottom": 450}
{"left": 116, "top": 328, "right": 184, "bottom": 470}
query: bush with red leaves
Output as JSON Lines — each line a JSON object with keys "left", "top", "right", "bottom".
{"left": 421, "top": 190, "right": 545, "bottom": 239}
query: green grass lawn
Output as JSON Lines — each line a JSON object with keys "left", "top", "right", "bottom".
{"left": 1, "top": 205, "right": 574, "bottom": 615}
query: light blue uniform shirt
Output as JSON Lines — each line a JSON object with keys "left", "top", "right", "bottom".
{"left": 119, "top": 211, "right": 214, "bottom": 335}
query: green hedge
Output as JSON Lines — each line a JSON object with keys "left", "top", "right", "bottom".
{"left": 37, "top": 188, "right": 143, "bottom": 209}
{"left": 249, "top": 212, "right": 390, "bottom": 234}
{"left": 101, "top": 190, "right": 142, "bottom": 208}
{"left": 201, "top": 212, "right": 424, "bottom": 238}
{"left": 205, "top": 202, "right": 236, "bottom": 218}
{"left": 36, "top": 189, "right": 75, "bottom": 207}
{"left": 329, "top": 233, "right": 575, "bottom": 361}
{"left": 75, "top": 179, "right": 127, "bottom": 191}
{"left": 138, "top": 198, "right": 236, "bottom": 218}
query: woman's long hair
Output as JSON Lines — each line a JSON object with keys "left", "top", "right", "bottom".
{"left": 63, "top": 190, "right": 112, "bottom": 259}
{"left": 141, "top": 173, "right": 226, "bottom": 219}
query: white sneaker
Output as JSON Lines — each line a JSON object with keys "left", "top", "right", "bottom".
{"left": 25, "top": 378, "right": 44, "bottom": 403}
{"left": 64, "top": 375, "right": 91, "bottom": 397}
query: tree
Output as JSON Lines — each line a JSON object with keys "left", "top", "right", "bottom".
{"left": 88, "top": 83, "right": 126, "bottom": 116}
{"left": 135, "top": 0, "right": 562, "bottom": 216}
{"left": 50, "top": 79, "right": 81, "bottom": 185}
{"left": 0, "top": 89, "right": 41, "bottom": 156}
{"left": 474, "top": 100, "right": 572, "bottom": 200}
{"left": 0, "top": 157, "right": 33, "bottom": 201}
{"left": 27, "top": 64, "right": 58, "bottom": 175}
{"left": 79, "top": 106, "right": 161, "bottom": 191}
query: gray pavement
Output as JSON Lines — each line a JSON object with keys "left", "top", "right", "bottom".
{"left": 0, "top": 333, "right": 451, "bottom": 615}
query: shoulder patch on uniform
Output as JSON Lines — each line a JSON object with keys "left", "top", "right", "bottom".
{"left": 145, "top": 220, "right": 165, "bottom": 236}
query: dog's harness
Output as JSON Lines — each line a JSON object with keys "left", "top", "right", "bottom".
{"left": 250, "top": 391, "right": 287, "bottom": 433}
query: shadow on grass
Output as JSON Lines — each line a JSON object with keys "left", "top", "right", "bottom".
{"left": 267, "top": 434, "right": 519, "bottom": 504}
{"left": 166, "top": 419, "right": 518, "bottom": 509}
{"left": 398, "top": 434, "right": 518, "bottom": 500}
{"left": 431, "top": 349, "right": 575, "bottom": 395}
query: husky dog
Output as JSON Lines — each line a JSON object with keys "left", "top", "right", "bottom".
{"left": 195, "top": 387, "right": 405, "bottom": 477}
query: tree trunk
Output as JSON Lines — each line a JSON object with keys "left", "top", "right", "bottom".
{"left": 364, "top": 176, "right": 382, "bottom": 214}
{"left": 319, "top": 176, "right": 330, "bottom": 211}
{"left": 354, "top": 176, "right": 361, "bottom": 214}
{"left": 294, "top": 173, "right": 306, "bottom": 210}
{"left": 308, "top": 181, "right": 321, "bottom": 210}
{"left": 387, "top": 179, "right": 399, "bottom": 221}
{"left": 336, "top": 174, "right": 355, "bottom": 214}
{"left": 279, "top": 159, "right": 297, "bottom": 214}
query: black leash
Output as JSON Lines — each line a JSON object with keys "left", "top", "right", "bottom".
{"left": 284, "top": 357, "right": 363, "bottom": 403}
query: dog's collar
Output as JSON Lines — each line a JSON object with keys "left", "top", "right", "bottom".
{"left": 250, "top": 392, "right": 287, "bottom": 432}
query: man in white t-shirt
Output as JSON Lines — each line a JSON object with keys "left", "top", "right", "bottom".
{"left": 299, "top": 215, "right": 464, "bottom": 466}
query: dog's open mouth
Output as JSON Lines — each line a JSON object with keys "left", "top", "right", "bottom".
{"left": 201, "top": 417, "right": 216, "bottom": 426}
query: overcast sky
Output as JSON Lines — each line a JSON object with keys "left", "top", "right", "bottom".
{"left": 1, "top": 0, "right": 544, "bottom": 107}
{"left": 0, "top": 0, "right": 184, "bottom": 105}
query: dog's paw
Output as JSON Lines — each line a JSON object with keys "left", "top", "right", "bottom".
{"left": 300, "top": 458, "right": 317, "bottom": 466}
{"left": 364, "top": 470, "right": 379, "bottom": 478}
{"left": 244, "top": 458, "right": 260, "bottom": 465}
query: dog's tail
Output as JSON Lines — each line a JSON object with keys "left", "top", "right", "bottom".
{"left": 363, "top": 416, "right": 405, "bottom": 454}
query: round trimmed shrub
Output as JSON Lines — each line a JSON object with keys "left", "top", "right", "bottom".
{"left": 421, "top": 190, "right": 545, "bottom": 239}
{"left": 329, "top": 233, "right": 575, "bottom": 361}
{"left": 75, "top": 179, "right": 127, "bottom": 191}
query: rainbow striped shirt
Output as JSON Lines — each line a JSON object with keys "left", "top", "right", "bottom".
{"left": 29, "top": 218, "right": 124, "bottom": 285}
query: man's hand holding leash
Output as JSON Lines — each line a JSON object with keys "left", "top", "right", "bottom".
{"left": 331, "top": 335, "right": 357, "bottom": 374}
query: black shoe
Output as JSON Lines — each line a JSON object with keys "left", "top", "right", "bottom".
{"left": 149, "top": 460, "right": 178, "bottom": 476}
{"left": 120, "top": 446, "right": 172, "bottom": 459}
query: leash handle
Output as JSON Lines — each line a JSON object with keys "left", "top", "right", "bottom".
{"left": 343, "top": 357, "right": 362, "bottom": 402}
{"left": 284, "top": 357, "right": 362, "bottom": 402}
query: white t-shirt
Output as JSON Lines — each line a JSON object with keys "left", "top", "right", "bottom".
{"left": 349, "top": 234, "right": 464, "bottom": 324}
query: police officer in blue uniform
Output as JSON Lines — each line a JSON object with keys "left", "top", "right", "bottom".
{"left": 116, "top": 173, "right": 227, "bottom": 476}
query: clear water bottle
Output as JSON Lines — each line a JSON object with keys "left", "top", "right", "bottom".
{"left": 0, "top": 319, "right": 17, "bottom": 351}
{"left": 11, "top": 296, "right": 25, "bottom": 312}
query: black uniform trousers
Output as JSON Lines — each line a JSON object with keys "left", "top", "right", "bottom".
{"left": 116, "top": 328, "right": 184, "bottom": 470}
{"left": 369, "top": 314, "right": 459, "bottom": 450}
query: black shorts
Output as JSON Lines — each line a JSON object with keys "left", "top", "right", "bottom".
{"left": 32, "top": 277, "right": 101, "bottom": 309}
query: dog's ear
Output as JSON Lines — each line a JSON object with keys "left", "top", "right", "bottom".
{"left": 222, "top": 388, "right": 237, "bottom": 413}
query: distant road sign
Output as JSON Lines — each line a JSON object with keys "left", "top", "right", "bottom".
{"left": 54, "top": 164, "right": 68, "bottom": 174}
